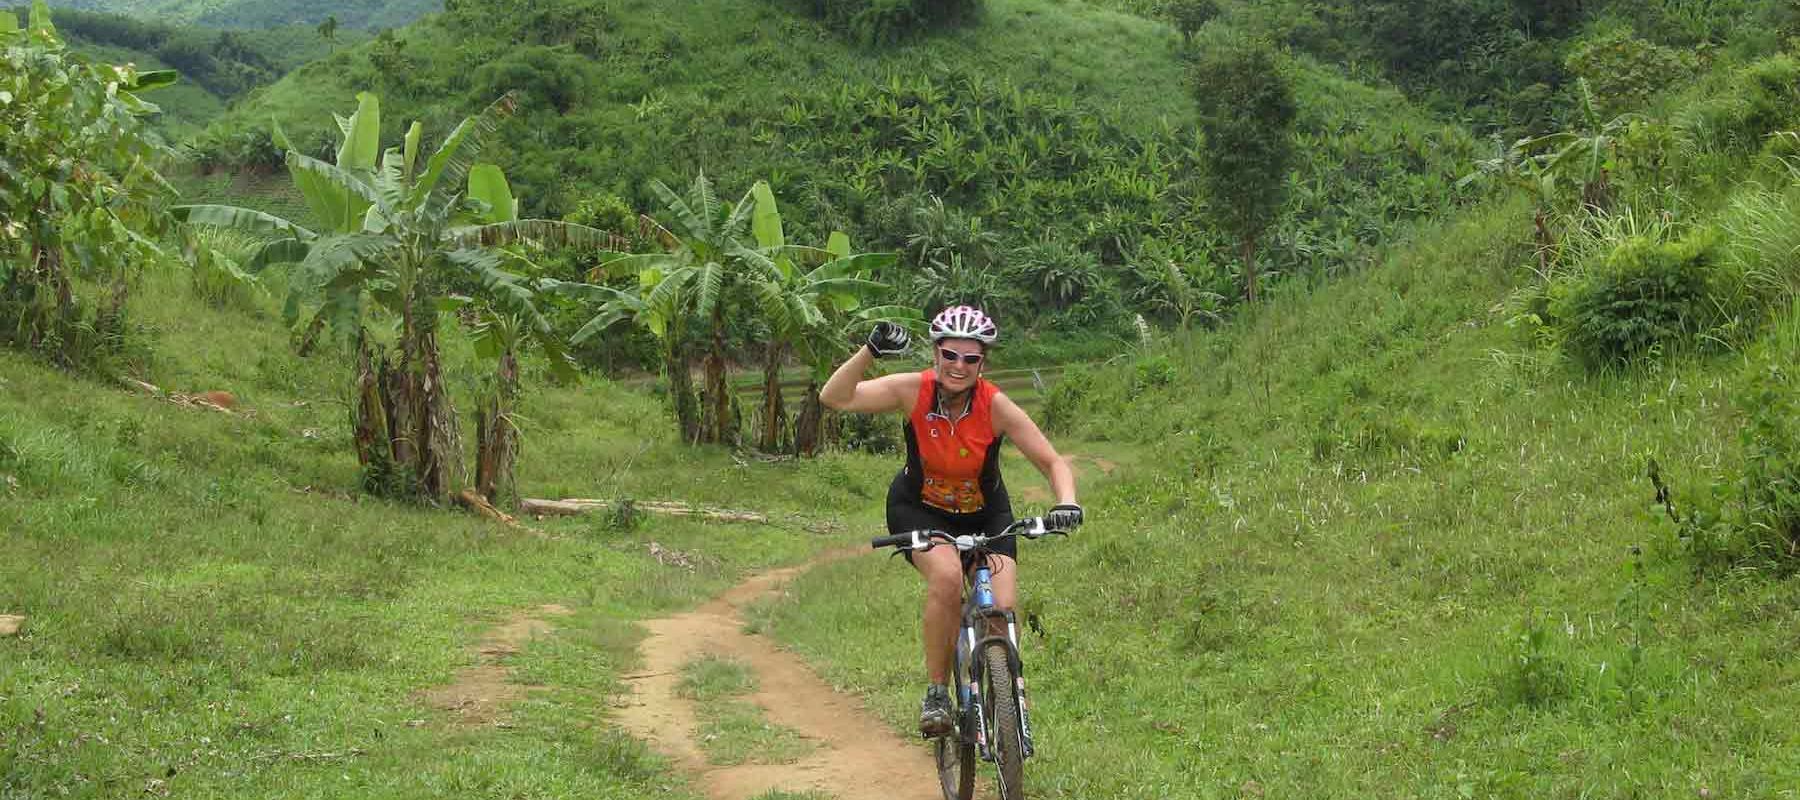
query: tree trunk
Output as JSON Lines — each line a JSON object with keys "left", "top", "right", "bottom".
{"left": 476, "top": 347, "right": 519, "bottom": 505}
{"left": 795, "top": 378, "right": 824, "bottom": 457}
{"left": 759, "top": 342, "right": 786, "bottom": 452}
{"left": 415, "top": 320, "right": 463, "bottom": 501}
{"left": 395, "top": 288, "right": 463, "bottom": 503}
{"left": 1241, "top": 234, "right": 1259, "bottom": 304}
{"left": 296, "top": 309, "right": 329, "bottom": 357}
{"left": 667, "top": 345, "right": 700, "bottom": 445}
{"left": 389, "top": 300, "right": 422, "bottom": 484}
{"left": 703, "top": 306, "right": 731, "bottom": 445}
{"left": 352, "top": 335, "right": 389, "bottom": 469}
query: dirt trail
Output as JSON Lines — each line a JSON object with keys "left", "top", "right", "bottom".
{"left": 612, "top": 550, "right": 942, "bottom": 800}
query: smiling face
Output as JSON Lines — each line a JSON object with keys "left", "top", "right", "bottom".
{"left": 933, "top": 338, "right": 987, "bottom": 395}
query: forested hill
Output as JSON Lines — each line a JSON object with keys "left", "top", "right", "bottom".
{"left": 47, "top": 0, "right": 436, "bottom": 28}
{"left": 201, "top": 0, "right": 1483, "bottom": 347}
{"left": 9, "top": 6, "right": 363, "bottom": 135}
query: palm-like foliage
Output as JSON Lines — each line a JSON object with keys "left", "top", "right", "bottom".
{"left": 738, "top": 181, "right": 908, "bottom": 453}
{"left": 175, "top": 91, "right": 608, "bottom": 503}
{"left": 584, "top": 173, "right": 757, "bottom": 445}
{"left": 1516, "top": 78, "right": 1639, "bottom": 212}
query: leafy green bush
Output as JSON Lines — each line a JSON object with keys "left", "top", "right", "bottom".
{"left": 1565, "top": 26, "right": 1696, "bottom": 115}
{"left": 1129, "top": 353, "right": 1176, "bottom": 397}
{"left": 1730, "top": 328, "right": 1800, "bottom": 557}
{"left": 1498, "top": 614, "right": 1572, "bottom": 709}
{"left": 1549, "top": 231, "right": 1722, "bottom": 369}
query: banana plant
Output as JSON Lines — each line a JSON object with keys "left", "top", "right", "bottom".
{"left": 736, "top": 180, "right": 907, "bottom": 454}
{"left": 175, "top": 91, "right": 609, "bottom": 503}
{"left": 558, "top": 259, "right": 704, "bottom": 444}
{"left": 585, "top": 172, "right": 757, "bottom": 446}
{"left": 458, "top": 163, "right": 577, "bottom": 505}
{"left": 1515, "top": 78, "right": 1639, "bottom": 213}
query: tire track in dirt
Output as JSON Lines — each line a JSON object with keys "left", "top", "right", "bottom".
{"left": 611, "top": 550, "right": 942, "bottom": 800}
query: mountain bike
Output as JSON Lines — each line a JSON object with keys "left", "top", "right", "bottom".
{"left": 870, "top": 516, "right": 1067, "bottom": 800}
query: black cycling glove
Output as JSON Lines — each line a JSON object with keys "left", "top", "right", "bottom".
{"left": 865, "top": 322, "right": 911, "bottom": 359}
{"left": 1047, "top": 503, "right": 1084, "bottom": 531}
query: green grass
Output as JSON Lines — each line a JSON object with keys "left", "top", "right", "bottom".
{"left": 676, "top": 655, "right": 815, "bottom": 767}
{"left": 677, "top": 655, "right": 759, "bottom": 701}
{"left": 0, "top": 264, "right": 886, "bottom": 798}
{"left": 761, "top": 195, "right": 1800, "bottom": 797}
{"left": 693, "top": 700, "right": 816, "bottom": 767}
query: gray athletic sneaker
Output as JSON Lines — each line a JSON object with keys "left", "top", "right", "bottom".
{"left": 919, "top": 684, "right": 953, "bottom": 738}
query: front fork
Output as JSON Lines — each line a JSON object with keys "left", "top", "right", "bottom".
{"left": 959, "top": 608, "right": 1035, "bottom": 760}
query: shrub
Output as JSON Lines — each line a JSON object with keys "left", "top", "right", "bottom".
{"left": 1565, "top": 26, "right": 1696, "bottom": 115}
{"left": 1129, "top": 353, "right": 1176, "bottom": 397}
{"left": 1164, "top": 0, "right": 1219, "bottom": 44}
{"left": 1732, "top": 329, "right": 1800, "bottom": 558}
{"left": 1550, "top": 230, "right": 1722, "bottom": 369}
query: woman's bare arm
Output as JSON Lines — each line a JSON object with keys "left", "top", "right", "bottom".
{"left": 992, "top": 392, "right": 1076, "bottom": 504}
{"left": 820, "top": 347, "right": 918, "bottom": 414}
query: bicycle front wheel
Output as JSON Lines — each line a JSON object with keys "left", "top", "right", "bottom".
{"left": 982, "top": 642, "right": 1025, "bottom": 800}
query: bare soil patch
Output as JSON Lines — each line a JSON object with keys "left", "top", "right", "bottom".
{"left": 417, "top": 604, "right": 572, "bottom": 726}
{"left": 612, "top": 550, "right": 942, "bottom": 800}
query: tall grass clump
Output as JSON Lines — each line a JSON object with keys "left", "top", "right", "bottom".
{"left": 182, "top": 226, "right": 265, "bottom": 312}
{"left": 1668, "top": 307, "right": 1800, "bottom": 574}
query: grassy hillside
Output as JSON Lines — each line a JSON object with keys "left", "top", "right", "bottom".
{"left": 198, "top": 0, "right": 1479, "bottom": 347}
{"left": 764, "top": 189, "right": 1800, "bottom": 795}
{"left": 47, "top": 0, "right": 435, "bottom": 29}
{"left": 0, "top": 263, "right": 904, "bottom": 797}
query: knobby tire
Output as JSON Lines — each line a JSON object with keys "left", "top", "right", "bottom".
{"left": 982, "top": 642, "right": 1025, "bottom": 800}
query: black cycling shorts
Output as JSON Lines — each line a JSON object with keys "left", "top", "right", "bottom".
{"left": 886, "top": 469, "right": 1016, "bottom": 565}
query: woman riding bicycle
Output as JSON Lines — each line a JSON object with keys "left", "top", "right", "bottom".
{"left": 820, "top": 305, "right": 1083, "bottom": 738}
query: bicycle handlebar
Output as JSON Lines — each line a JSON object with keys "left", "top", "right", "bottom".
{"left": 869, "top": 516, "right": 1067, "bottom": 552}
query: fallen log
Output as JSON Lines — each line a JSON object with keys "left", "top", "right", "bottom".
{"left": 0, "top": 615, "right": 24, "bottom": 637}
{"left": 521, "top": 498, "right": 768, "bottom": 524}
{"left": 456, "top": 489, "right": 544, "bottom": 537}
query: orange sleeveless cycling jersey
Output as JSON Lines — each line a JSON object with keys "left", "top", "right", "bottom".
{"left": 903, "top": 370, "right": 1005, "bottom": 514}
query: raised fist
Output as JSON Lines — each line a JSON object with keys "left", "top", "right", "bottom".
{"left": 866, "top": 322, "right": 911, "bottom": 358}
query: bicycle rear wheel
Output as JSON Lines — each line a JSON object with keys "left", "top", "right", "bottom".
{"left": 982, "top": 642, "right": 1025, "bottom": 800}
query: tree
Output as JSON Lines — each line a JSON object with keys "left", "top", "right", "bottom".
{"left": 739, "top": 180, "right": 905, "bottom": 454}
{"left": 1164, "top": 0, "right": 1219, "bottom": 45}
{"left": 176, "top": 92, "right": 604, "bottom": 504}
{"left": 606, "top": 173, "right": 759, "bottom": 446}
{"left": 1458, "top": 134, "right": 1562, "bottom": 275}
{"left": 317, "top": 14, "right": 338, "bottom": 51}
{"left": 0, "top": 2, "right": 180, "bottom": 367}
{"left": 1191, "top": 36, "right": 1296, "bottom": 304}
{"left": 564, "top": 258, "right": 704, "bottom": 444}
{"left": 1515, "top": 78, "right": 1637, "bottom": 212}
{"left": 460, "top": 164, "right": 577, "bottom": 505}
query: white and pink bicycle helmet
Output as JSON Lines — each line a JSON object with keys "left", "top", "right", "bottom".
{"left": 929, "top": 305, "right": 998, "bottom": 344}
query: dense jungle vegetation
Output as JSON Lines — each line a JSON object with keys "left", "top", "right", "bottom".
{"left": 7, "top": 0, "right": 1800, "bottom": 796}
